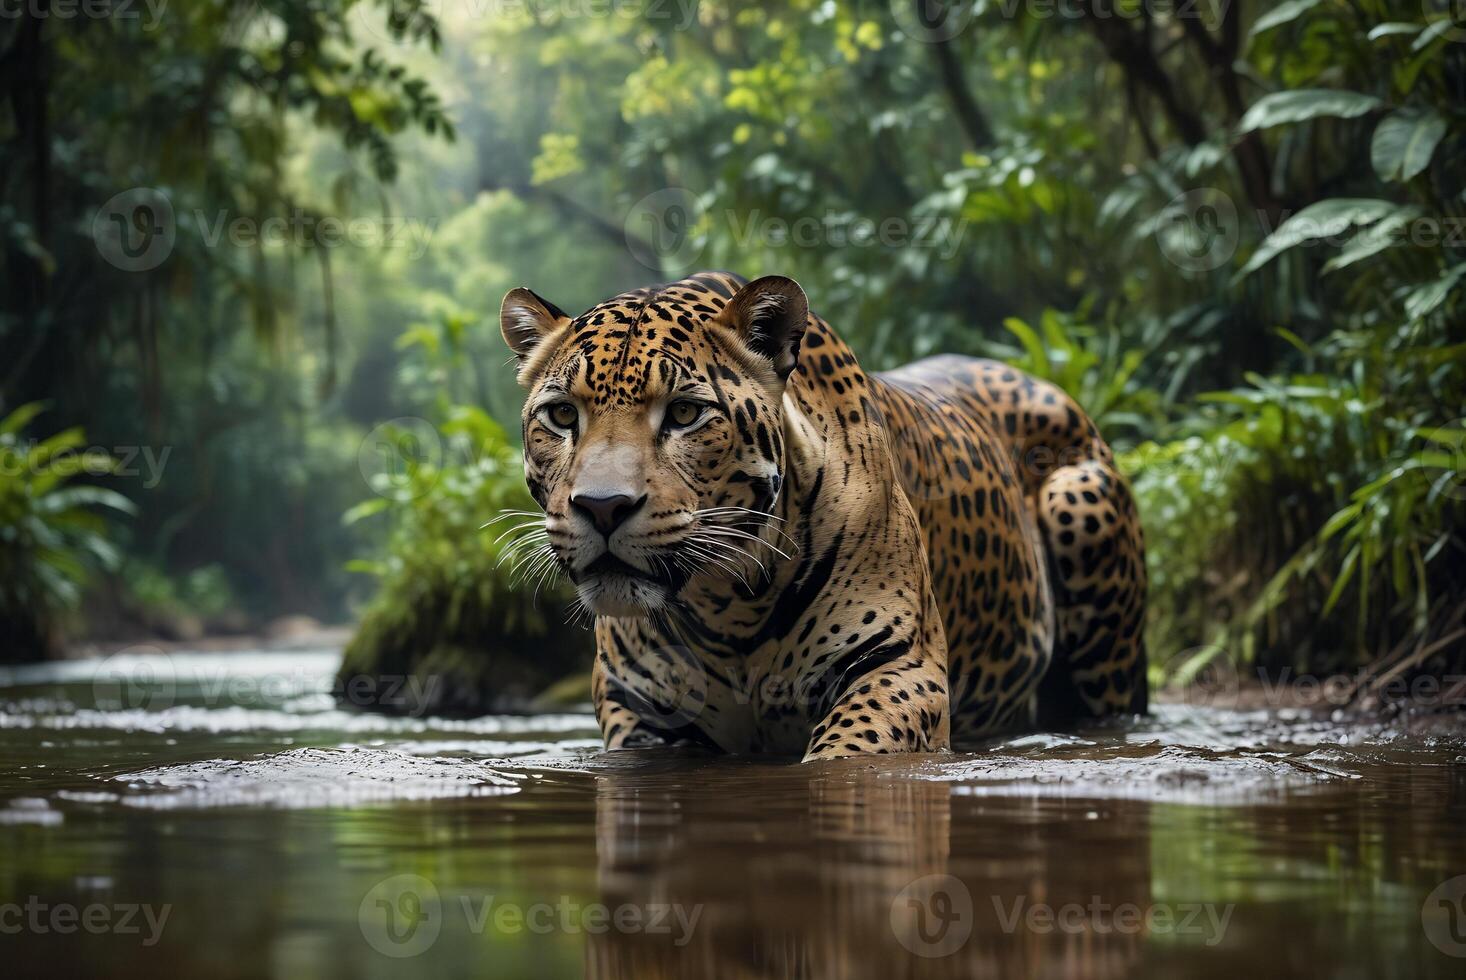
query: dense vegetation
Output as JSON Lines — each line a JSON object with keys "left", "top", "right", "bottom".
{"left": 3, "top": 2, "right": 1462, "bottom": 706}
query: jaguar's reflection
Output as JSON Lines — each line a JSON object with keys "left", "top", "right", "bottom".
{"left": 582, "top": 754, "right": 1154, "bottom": 979}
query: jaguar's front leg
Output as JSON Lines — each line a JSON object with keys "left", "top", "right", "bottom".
{"left": 802, "top": 656, "right": 950, "bottom": 761}
{"left": 591, "top": 649, "right": 673, "bottom": 749}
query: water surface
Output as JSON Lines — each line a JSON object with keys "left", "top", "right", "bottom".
{"left": 2, "top": 650, "right": 1464, "bottom": 978}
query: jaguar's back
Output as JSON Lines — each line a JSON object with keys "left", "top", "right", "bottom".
{"left": 872, "top": 355, "right": 1147, "bottom": 738}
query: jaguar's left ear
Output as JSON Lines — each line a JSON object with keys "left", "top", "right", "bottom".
{"left": 715, "top": 275, "right": 809, "bottom": 382}
{"left": 500, "top": 287, "right": 572, "bottom": 371}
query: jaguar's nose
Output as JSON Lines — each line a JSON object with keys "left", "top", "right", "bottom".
{"left": 570, "top": 492, "right": 646, "bottom": 537}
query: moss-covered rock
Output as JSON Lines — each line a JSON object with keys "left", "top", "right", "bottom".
{"left": 334, "top": 407, "right": 593, "bottom": 716}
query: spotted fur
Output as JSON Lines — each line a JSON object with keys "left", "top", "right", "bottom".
{"left": 500, "top": 272, "right": 1146, "bottom": 761}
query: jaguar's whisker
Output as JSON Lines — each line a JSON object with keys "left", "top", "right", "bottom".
{"left": 696, "top": 526, "right": 792, "bottom": 563}
{"left": 689, "top": 533, "right": 769, "bottom": 579}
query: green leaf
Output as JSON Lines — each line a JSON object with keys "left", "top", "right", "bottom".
{"left": 342, "top": 497, "right": 393, "bottom": 526}
{"left": 33, "top": 486, "right": 136, "bottom": 516}
{"left": 1322, "top": 205, "right": 1424, "bottom": 272}
{"left": 1250, "top": 0, "right": 1320, "bottom": 37}
{"left": 0, "top": 402, "right": 46, "bottom": 438}
{"left": 1403, "top": 263, "right": 1466, "bottom": 321}
{"left": 1236, "top": 199, "right": 1400, "bottom": 279}
{"left": 1322, "top": 543, "right": 1360, "bottom": 616}
{"left": 1367, "top": 22, "right": 1422, "bottom": 41}
{"left": 1237, "top": 90, "right": 1383, "bottom": 134}
{"left": 1413, "top": 19, "right": 1455, "bottom": 51}
{"left": 1002, "top": 317, "right": 1049, "bottom": 376}
{"left": 1371, "top": 108, "right": 1448, "bottom": 182}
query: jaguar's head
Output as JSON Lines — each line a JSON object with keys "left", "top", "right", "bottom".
{"left": 499, "top": 273, "right": 807, "bottom": 617}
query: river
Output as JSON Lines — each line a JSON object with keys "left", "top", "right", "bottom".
{"left": 2, "top": 649, "right": 1464, "bottom": 978}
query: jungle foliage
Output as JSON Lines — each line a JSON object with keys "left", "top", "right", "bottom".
{"left": 3, "top": 1, "right": 1463, "bottom": 703}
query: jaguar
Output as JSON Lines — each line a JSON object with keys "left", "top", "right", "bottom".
{"left": 498, "top": 271, "right": 1146, "bottom": 760}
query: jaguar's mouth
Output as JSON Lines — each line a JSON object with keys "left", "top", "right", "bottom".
{"left": 571, "top": 551, "right": 685, "bottom": 617}
{"left": 582, "top": 552, "right": 661, "bottom": 582}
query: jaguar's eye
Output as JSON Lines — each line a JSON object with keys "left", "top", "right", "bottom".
{"left": 665, "top": 400, "right": 703, "bottom": 429}
{"left": 546, "top": 402, "right": 578, "bottom": 431}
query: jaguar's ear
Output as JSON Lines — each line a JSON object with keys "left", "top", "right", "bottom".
{"left": 500, "top": 287, "right": 571, "bottom": 370}
{"left": 715, "top": 275, "right": 809, "bottom": 382}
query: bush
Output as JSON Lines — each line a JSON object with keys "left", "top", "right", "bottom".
{"left": 0, "top": 404, "right": 133, "bottom": 663}
{"left": 334, "top": 405, "right": 590, "bottom": 715}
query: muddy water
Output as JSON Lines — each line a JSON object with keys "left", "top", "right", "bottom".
{"left": 2, "top": 651, "right": 1465, "bottom": 978}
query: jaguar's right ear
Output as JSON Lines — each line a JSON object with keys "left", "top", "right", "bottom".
{"left": 500, "top": 287, "right": 571, "bottom": 379}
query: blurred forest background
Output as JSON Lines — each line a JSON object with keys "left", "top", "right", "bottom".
{"left": 2, "top": 0, "right": 1463, "bottom": 710}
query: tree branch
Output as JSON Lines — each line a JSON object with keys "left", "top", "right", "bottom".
{"left": 924, "top": 10, "right": 996, "bottom": 151}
